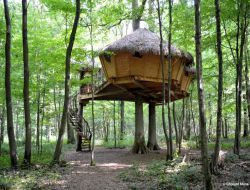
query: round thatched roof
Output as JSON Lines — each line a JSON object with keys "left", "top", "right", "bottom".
{"left": 102, "top": 28, "right": 193, "bottom": 65}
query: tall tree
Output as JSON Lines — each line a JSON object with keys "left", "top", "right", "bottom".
{"left": 212, "top": 0, "right": 223, "bottom": 174}
{"left": 244, "top": 41, "right": 249, "bottom": 137}
{"left": 167, "top": 0, "right": 173, "bottom": 160}
{"left": 131, "top": 0, "right": 148, "bottom": 154}
{"left": 3, "top": 0, "right": 18, "bottom": 169}
{"left": 53, "top": 0, "right": 80, "bottom": 163}
{"left": 89, "top": 0, "right": 96, "bottom": 166}
{"left": 234, "top": 0, "right": 248, "bottom": 155}
{"left": 22, "top": 0, "right": 32, "bottom": 166}
{"left": 36, "top": 73, "right": 41, "bottom": 152}
{"left": 157, "top": 0, "right": 170, "bottom": 159}
{"left": 194, "top": 0, "right": 212, "bottom": 188}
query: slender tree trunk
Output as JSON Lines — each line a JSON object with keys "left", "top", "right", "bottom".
{"left": 120, "top": 101, "right": 125, "bottom": 140}
{"left": 76, "top": 103, "right": 83, "bottom": 151}
{"left": 132, "top": 97, "right": 148, "bottom": 154}
{"left": 179, "top": 98, "right": 185, "bottom": 154}
{"left": 3, "top": 0, "right": 18, "bottom": 169}
{"left": 40, "top": 82, "right": 46, "bottom": 154}
{"left": 0, "top": 106, "right": 5, "bottom": 155}
{"left": 234, "top": 1, "right": 247, "bottom": 155}
{"left": 22, "top": 0, "right": 32, "bottom": 166}
{"left": 221, "top": 119, "right": 225, "bottom": 138}
{"left": 172, "top": 102, "right": 179, "bottom": 147}
{"left": 147, "top": 102, "right": 160, "bottom": 150}
{"left": 90, "top": 17, "right": 96, "bottom": 166}
{"left": 15, "top": 102, "right": 19, "bottom": 144}
{"left": 53, "top": 0, "right": 80, "bottom": 163}
{"left": 194, "top": 0, "right": 212, "bottom": 188}
{"left": 167, "top": 0, "right": 173, "bottom": 160}
{"left": 190, "top": 87, "right": 199, "bottom": 148}
{"left": 244, "top": 41, "right": 249, "bottom": 137}
{"left": 184, "top": 99, "right": 191, "bottom": 140}
{"left": 157, "top": 0, "right": 170, "bottom": 160}
{"left": 113, "top": 101, "right": 117, "bottom": 148}
{"left": 208, "top": 94, "right": 212, "bottom": 140}
{"left": 243, "top": 106, "right": 248, "bottom": 137}
{"left": 224, "top": 118, "right": 228, "bottom": 138}
{"left": 36, "top": 74, "right": 41, "bottom": 152}
{"left": 213, "top": 0, "right": 223, "bottom": 174}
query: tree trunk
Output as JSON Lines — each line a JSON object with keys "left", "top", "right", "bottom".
{"left": 113, "top": 101, "right": 117, "bottom": 148}
{"left": 36, "top": 74, "right": 41, "bottom": 152}
{"left": 213, "top": 0, "right": 223, "bottom": 174}
{"left": 184, "top": 99, "right": 191, "bottom": 140}
{"left": 221, "top": 119, "right": 225, "bottom": 138}
{"left": 15, "top": 102, "right": 19, "bottom": 144}
{"left": 179, "top": 98, "right": 185, "bottom": 154}
{"left": 243, "top": 106, "right": 249, "bottom": 137}
{"left": 22, "top": 0, "right": 32, "bottom": 166}
{"left": 244, "top": 42, "right": 249, "bottom": 137}
{"left": 224, "top": 118, "right": 228, "bottom": 138}
{"left": 132, "top": 97, "right": 148, "bottom": 154}
{"left": 67, "top": 115, "right": 75, "bottom": 144}
{"left": 3, "top": 0, "right": 19, "bottom": 169}
{"left": 172, "top": 102, "right": 179, "bottom": 147}
{"left": 0, "top": 106, "right": 5, "bottom": 155}
{"left": 194, "top": 0, "right": 212, "bottom": 188}
{"left": 148, "top": 0, "right": 155, "bottom": 32}
{"left": 234, "top": 1, "right": 247, "bottom": 155}
{"left": 120, "top": 101, "right": 125, "bottom": 140}
{"left": 40, "top": 82, "right": 46, "bottom": 154}
{"left": 90, "top": 6, "right": 96, "bottom": 167}
{"left": 132, "top": 0, "right": 147, "bottom": 31}
{"left": 76, "top": 103, "right": 83, "bottom": 151}
{"left": 147, "top": 102, "right": 160, "bottom": 150}
{"left": 190, "top": 88, "right": 199, "bottom": 148}
{"left": 157, "top": 0, "right": 170, "bottom": 160}
{"left": 53, "top": 0, "right": 80, "bottom": 163}
{"left": 132, "top": 0, "right": 140, "bottom": 31}
{"left": 208, "top": 94, "right": 212, "bottom": 140}
{"left": 167, "top": 0, "right": 173, "bottom": 160}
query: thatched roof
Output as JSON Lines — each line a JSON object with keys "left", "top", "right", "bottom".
{"left": 102, "top": 28, "right": 193, "bottom": 65}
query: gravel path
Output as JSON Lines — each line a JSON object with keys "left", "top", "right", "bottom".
{"left": 48, "top": 147, "right": 166, "bottom": 190}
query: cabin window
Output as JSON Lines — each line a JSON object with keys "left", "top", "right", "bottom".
{"left": 133, "top": 51, "right": 143, "bottom": 58}
{"left": 104, "top": 53, "right": 111, "bottom": 63}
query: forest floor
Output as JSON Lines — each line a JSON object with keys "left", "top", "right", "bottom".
{"left": 46, "top": 147, "right": 166, "bottom": 190}
{"left": 45, "top": 147, "right": 250, "bottom": 190}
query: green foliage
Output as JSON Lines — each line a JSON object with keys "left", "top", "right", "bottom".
{"left": 120, "top": 158, "right": 203, "bottom": 189}
{"left": 186, "top": 137, "right": 250, "bottom": 151}
{"left": 0, "top": 166, "right": 62, "bottom": 190}
{"left": 101, "top": 136, "right": 134, "bottom": 149}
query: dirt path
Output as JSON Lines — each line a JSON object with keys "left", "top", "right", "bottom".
{"left": 48, "top": 147, "right": 166, "bottom": 190}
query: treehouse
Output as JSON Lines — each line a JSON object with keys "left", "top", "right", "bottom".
{"left": 79, "top": 28, "right": 195, "bottom": 104}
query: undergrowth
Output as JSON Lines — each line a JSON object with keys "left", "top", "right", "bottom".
{"left": 0, "top": 141, "right": 74, "bottom": 189}
{"left": 119, "top": 158, "right": 203, "bottom": 190}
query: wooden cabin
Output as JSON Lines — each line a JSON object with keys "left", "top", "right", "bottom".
{"left": 79, "top": 28, "right": 195, "bottom": 104}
